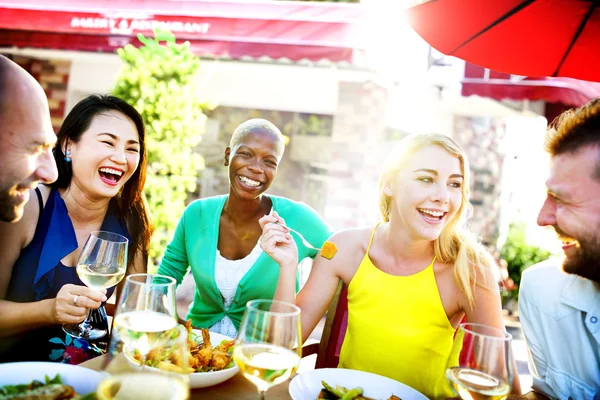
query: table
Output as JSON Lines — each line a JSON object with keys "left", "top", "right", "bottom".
{"left": 507, "top": 392, "right": 550, "bottom": 400}
{"left": 189, "top": 372, "right": 291, "bottom": 400}
{"left": 81, "top": 355, "right": 292, "bottom": 400}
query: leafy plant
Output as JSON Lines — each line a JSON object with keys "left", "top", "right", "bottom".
{"left": 113, "top": 30, "right": 209, "bottom": 267}
{"left": 499, "top": 222, "right": 552, "bottom": 300}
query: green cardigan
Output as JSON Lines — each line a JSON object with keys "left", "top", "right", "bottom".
{"left": 157, "top": 194, "right": 332, "bottom": 330}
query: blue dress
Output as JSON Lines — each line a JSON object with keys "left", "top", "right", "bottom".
{"left": 0, "top": 188, "right": 130, "bottom": 363}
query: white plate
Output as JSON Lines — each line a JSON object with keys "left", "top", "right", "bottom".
{"left": 188, "top": 330, "right": 239, "bottom": 389}
{"left": 289, "top": 368, "right": 428, "bottom": 400}
{"left": 0, "top": 362, "right": 104, "bottom": 396}
{"left": 125, "top": 330, "right": 239, "bottom": 389}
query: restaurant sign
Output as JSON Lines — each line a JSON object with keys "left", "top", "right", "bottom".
{"left": 70, "top": 17, "right": 211, "bottom": 36}
{"left": 0, "top": 8, "right": 214, "bottom": 39}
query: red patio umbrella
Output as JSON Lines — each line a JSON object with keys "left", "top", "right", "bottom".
{"left": 405, "top": 0, "right": 600, "bottom": 82}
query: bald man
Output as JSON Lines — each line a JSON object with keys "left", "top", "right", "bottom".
{"left": 0, "top": 55, "right": 58, "bottom": 222}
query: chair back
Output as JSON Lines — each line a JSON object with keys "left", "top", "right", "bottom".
{"left": 315, "top": 279, "right": 348, "bottom": 369}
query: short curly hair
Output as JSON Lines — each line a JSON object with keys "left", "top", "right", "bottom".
{"left": 546, "top": 98, "right": 600, "bottom": 156}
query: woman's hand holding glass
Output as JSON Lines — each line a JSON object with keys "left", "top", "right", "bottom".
{"left": 63, "top": 230, "right": 128, "bottom": 340}
{"left": 233, "top": 299, "right": 302, "bottom": 400}
{"left": 446, "top": 323, "right": 514, "bottom": 400}
{"left": 54, "top": 283, "right": 107, "bottom": 325}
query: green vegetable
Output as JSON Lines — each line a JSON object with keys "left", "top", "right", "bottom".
{"left": 0, "top": 374, "right": 63, "bottom": 396}
{"left": 322, "top": 381, "right": 345, "bottom": 398}
{"left": 78, "top": 392, "right": 98, "bottom": 400}
{"left": 340, "top": 387, "right": 364, "bottom": 400}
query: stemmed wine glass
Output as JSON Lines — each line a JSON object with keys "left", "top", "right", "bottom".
{"left": 98, "top": 324, "right": 190, "bottom": 400}
{"left": 233, "top": 299, "right": 302, "bottom": 400}
{"left": 98, "top": 273, "right": 189, "bottom": 400}
{"left": 111, "top": 273, "right": 179, "bottom": 366}
{"left": 63, "top": 230, "right": 128, "bottom": 340}
{"left": 446, "top": 323, "right": 514, "bottom": 400}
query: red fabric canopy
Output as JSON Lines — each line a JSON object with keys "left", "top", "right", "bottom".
{"left": 406, "top": 0, "right": 600, "bottom": 82}
{"left": 462, "top": 63, "right": 600, "bottom": 108}
{"left": 0, "top": 0, "right": 366, "bottom": 62}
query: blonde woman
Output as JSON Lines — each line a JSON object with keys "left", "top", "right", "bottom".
{"left": 260, "top": 133, "right": 520, "bottom": 399}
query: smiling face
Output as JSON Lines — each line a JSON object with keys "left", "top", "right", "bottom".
{"left": 537, "top": 145, "right": 600, "bottom": 282}
{"left": 384, "top": 145, "right": 464, "bottom": 242}
{"left": 225, "top": 129, "right": 283, "bottom": 200}
{"left": 0, "top": 60, "right": 58, "bottom": 222}
{"left": 68, "top": 111, "right": 140, "bottom": 200}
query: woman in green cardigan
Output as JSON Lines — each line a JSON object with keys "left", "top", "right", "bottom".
{"left": 157, "top": 118, "right": 332, "bottom": 337}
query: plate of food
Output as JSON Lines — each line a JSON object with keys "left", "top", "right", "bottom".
{"left": 288, "top": 368, "right": 428, "bottom": 400}
{"left": 125, "top": 322, "right": 239, "bottom": 389}
{"left": 0, "top": 362, "right": 103, "bottom": 399}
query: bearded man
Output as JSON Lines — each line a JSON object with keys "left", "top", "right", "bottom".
{"left": 519, "top": 98, "right": 600, "bottom": 399}
{"left": 0, "top": 55, "right": 57, "bottom": 222}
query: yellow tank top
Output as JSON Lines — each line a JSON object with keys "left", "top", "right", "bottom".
{"left": 338, "top": 224, "right": 456, "bottom": 400}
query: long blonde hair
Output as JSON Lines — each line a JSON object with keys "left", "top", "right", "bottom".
{"left": 378, "top": 133, "right": 496, "bottom": 309}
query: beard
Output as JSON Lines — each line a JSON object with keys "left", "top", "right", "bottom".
{"left": 0, "top": 186, "right": 27, "bottom": 223}
{"left": 559, "top": 231, "right": 600, "bottom": 284}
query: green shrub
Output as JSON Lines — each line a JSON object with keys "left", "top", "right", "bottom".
{"left": 500, "top": 222, "right": 552, "bottom": 300}
{"left": 113, "top": 30, "right": 209, "bottom": 268}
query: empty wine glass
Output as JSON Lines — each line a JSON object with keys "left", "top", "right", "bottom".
{"left": 63, "top": 230, "right": 128, "bottom": 340}
{"left": 233, "top": 299, "right": 302, "bottom": 400}
{"left": 446, "top": 323, "right": 514, "bottom": 400}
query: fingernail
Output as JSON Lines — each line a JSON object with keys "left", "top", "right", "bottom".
{"left": 102, "top": 295, "right": 108, "bottom": 302}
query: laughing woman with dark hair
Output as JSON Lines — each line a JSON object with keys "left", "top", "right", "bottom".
{"left": 0, "top": 94, "right": 153, "bottom": 363}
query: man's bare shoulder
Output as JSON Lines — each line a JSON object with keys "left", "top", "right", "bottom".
{"left": 2, "top": 186, "right": 46, "bottom": 248}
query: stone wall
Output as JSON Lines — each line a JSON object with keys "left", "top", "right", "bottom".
{"left": 324, "top": 81, "right": 388, "bottom": 230}
{"left": 193, "top": 106, "right": 334, "bottom": 216}
{"left": 453, "top": 115, "right": 507, "bottom": 246}
{"left": 3, "top": 54, "right": 71, "bottom": 132}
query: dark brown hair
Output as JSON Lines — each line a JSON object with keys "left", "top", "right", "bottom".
{"left": 52, "top": 94, "right": 153, "bottom": 267}
{"left": 546, "top": 99, "right": 600, "bottom": 179}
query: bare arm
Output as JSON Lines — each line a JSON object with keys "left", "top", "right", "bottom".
{"left": 0, "top": 190, "right": 106, "bottom": 337}
{"left": 294, "top": 236, "right": 350, "bottom": 342}
{"left": 0, "top": 286, "right": 106, "bottom": 337}
{"left": 259, "top": 213, "right": 361, "bottom": 342}
{"left": 461, "top": 267, "right": 522, "bottom": 395}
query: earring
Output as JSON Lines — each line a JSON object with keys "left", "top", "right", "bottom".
{"left": 64, "top": 149, "right": 71, "bottom": 163}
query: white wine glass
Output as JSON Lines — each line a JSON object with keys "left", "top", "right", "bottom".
{"left": 97, "top": 324, "right": 190, "bottom": 400}
{"left": 98, "top": 273, "right": 189, "bottom": 400}
{"left": 63, "top": 230, "right": 128, "bottom": 340}
{"left": 233, "top": 299, "right": 302, "bottom": 400}
{"left": 446, "top": 323, "right": 514, "bottom": 400}
{"left": 112, "top": 273, "right": 179, "bottom": 367}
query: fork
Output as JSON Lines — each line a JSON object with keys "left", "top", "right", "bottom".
{"left": 276, "top": 224, "right": 321, "bottom": 251}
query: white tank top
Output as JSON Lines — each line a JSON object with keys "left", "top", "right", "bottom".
{"left": 210, "top": 241, "right": 262, "bottom": 337}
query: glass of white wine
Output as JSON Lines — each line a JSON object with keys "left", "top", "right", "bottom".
{"left": 63, "top": 230, "right": 128, "bottom": 340}
{"left": 112, "top": 274, "right": 179, "bottom": 366}
{"left": 446, "top": 323, "right": 514, "bottom": 400}
{"left": 98, "top": 273, "right": 189, "bottom": 400}
{"left": 233, "top": 299, "right": 302, "bottom": 400}
{"left": 97, "top": 324, "right": 190, "bottom": 400}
